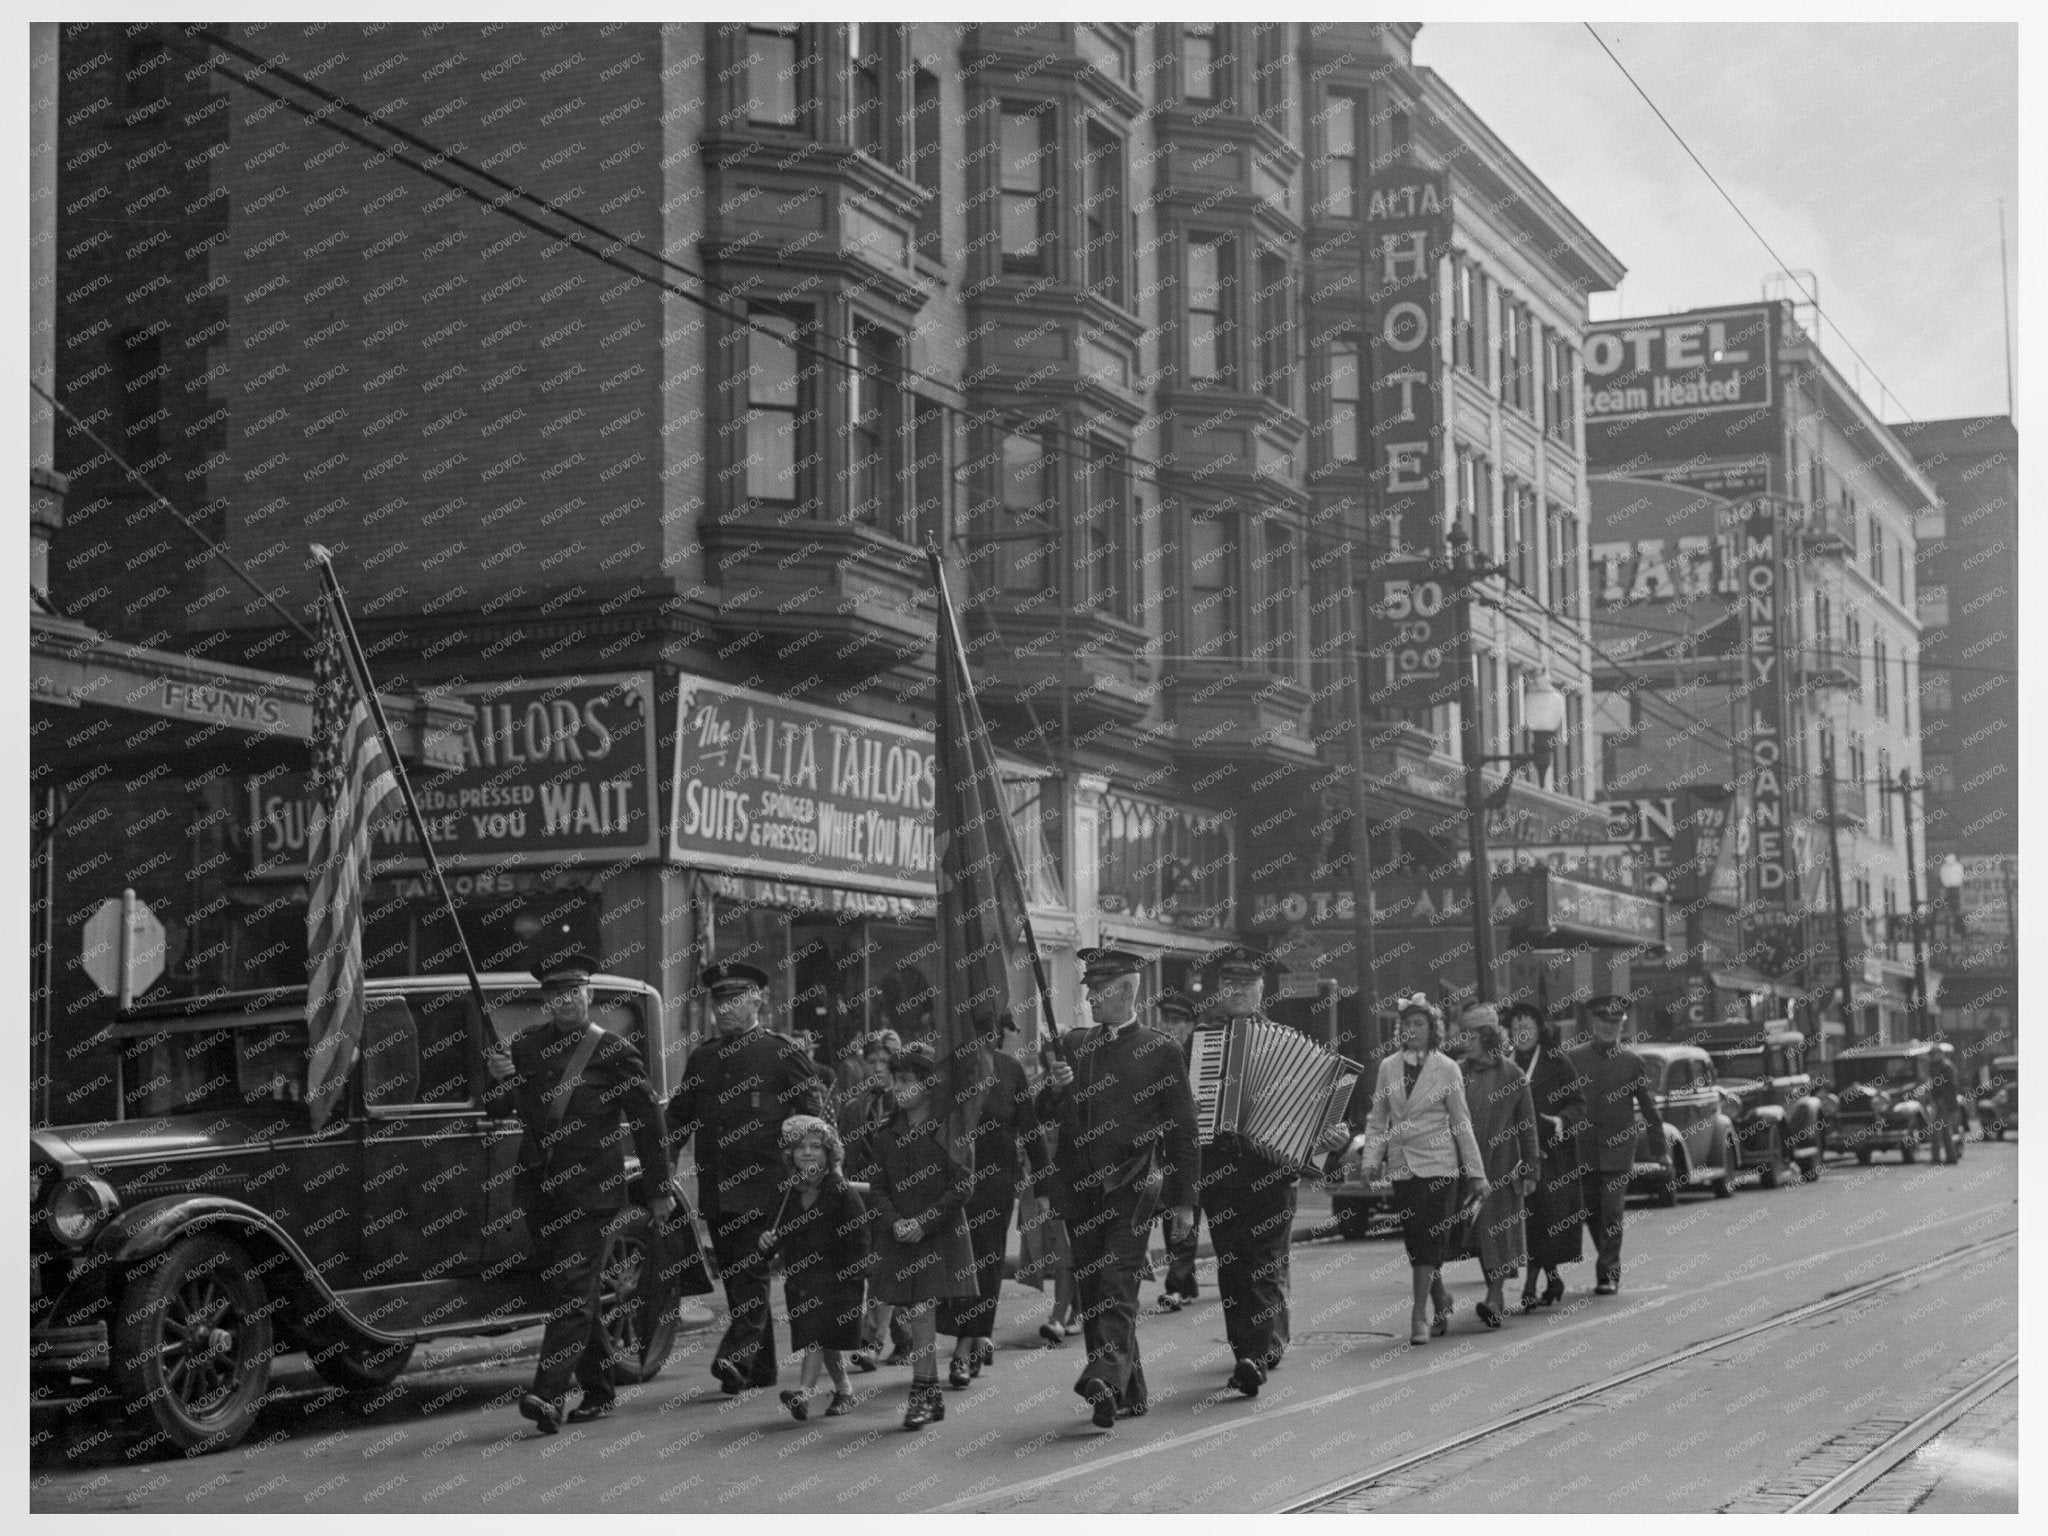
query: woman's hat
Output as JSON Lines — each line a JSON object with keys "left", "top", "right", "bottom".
{"left": 1394, "top": 992, "right": 1441, "bottom": 1023}
{"left": 1458, "top": 1002, "right": 1500, "bottom": 1032}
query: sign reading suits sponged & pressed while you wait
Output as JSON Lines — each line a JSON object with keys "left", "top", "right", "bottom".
{"left": 668, "top": 676, "right": 938, "bottom": 894}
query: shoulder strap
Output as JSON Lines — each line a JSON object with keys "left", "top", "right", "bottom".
{"left": 543, "top": 1025, "right": 605, "bottom": 1139}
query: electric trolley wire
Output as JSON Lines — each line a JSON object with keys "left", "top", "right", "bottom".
{"left": 1581, "top": 23, "right": 1914, "bottom": 423}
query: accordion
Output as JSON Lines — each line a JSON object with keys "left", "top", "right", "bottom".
{"left": 1188, "top": 1017, "right": 1363, "bottom": 1171}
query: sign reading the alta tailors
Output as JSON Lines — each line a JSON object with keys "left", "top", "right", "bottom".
{"left": 669, "top": 676, "right": 938, "bottom": 895}
{"left": 246, "top": 672, "right": 660, "bottom": 875}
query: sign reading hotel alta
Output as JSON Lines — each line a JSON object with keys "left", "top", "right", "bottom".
{"left": 669, "top": 676, "right": 937, "bottom": 896}
{"left": 246, "top": 672, "right": 661, "bottom": 876}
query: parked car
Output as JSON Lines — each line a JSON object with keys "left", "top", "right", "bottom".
{"left": 1687, "top": 1023, "right": 1829, "bottom": 1185}
{"left": 30, "top": 972, "right": 695, "bottom": 1456}
{"left": 1324, "top": 1155, "right": 1396, "bottom": 1240}
{"left": 1978, "top": 1054, "right": 2018, "bottom": 1139}
{"left": 1828, "top": 1041, "right": 1945, "bottom": 1164}
{"left": 1627, "top": 1043, "right": 1741, "bottom": 1206}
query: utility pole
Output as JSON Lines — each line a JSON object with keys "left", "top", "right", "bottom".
{"left": 1820, "top": 735, "right": 1857, "bottom": 1056}
{"left": 1450, "top": 526, "right": 1498, "bottom": 1004}
{"left": 1895, "top": 768, "right": 1931, "bottom": 1041}
{"left": 1343, "top": 540, "right": 1383, "bottom": 1051}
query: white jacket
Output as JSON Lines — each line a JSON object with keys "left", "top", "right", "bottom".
{"left": 1358, "top": 1050, "right": 1486, "bottom": 1181}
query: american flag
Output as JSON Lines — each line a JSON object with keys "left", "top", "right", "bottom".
{"left": 304, "top": 594, "right": 404, "bottom": 1131}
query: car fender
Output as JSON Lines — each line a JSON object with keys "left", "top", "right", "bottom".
{"left": 97, "top": 1194, "right": 409, "bottom": 1347}
{"left": 1712, "top": 1113, "right": 1738, "bottom": 1159}
{"left": 1785, "top": 1096, "right": 1821, "bottom": 1136}
{"left": 1747, "top": 1103, "right": 1787, "bottom": 1129}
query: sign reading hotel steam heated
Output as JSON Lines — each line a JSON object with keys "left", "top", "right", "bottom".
{"left": 668, "top": 677, "right": 937, "bottom": 896}
{"left": 1732, "top": 499, "right": 1791, "bottom": 913}
{"left": 247, "top": 672, "right": 661, "bottom": 875}
{"left": 1363, "top": 164, "right": 1455, "bottom": 716}
{"left": 1582, "top": 304, "right": 1779, "bottom": 462}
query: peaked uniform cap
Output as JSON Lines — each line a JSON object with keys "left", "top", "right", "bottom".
{"left": 702, "top": 961, "right": 771, "bottom": 994}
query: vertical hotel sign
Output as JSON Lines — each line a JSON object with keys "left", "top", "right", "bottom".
{"left": 1363, "top": 164, "right": 1455, "bottom": 714}
{"left": 1733, "top": 498, "right": 1791, "bottom": 914}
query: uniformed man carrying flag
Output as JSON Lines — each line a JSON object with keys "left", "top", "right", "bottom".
{"left": 1037, "top": 949, "right": 1200, "bottom": 1429}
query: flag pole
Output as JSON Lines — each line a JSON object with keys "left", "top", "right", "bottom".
{"left": 309, "top": 544, "right": 493, "bottom": 1025}
{"left": 925, "top": 544, "right": 1063, "bottom": 1046}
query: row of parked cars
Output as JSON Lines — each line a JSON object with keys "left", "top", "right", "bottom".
{"left": 1328, "top": 1028, "right": 2013, "bottom": 1239}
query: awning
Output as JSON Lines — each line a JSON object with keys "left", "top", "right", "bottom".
{"left": 32, "top": 611, "right": 471, "bottom": 779}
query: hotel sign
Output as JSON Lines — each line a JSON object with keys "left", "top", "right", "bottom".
{"left": 1583, "top": 306, "right": 1775, "bottom": 421}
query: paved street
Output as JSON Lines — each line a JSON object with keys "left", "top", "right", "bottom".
{"left": 30, "top": 1144, "right": 2017, "bottom": 1514}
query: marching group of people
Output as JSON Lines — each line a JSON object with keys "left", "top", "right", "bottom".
{"left": 487, "top": 941, "right": 1678, "bottom": 1440}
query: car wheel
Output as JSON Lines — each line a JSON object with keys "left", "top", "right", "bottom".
{"left": 1994, "top": 1126, "right": 2005, "bottom": 1141}
{"left": 1713, "top": 1139, "right": 1738, "bottom": 1198}
{"left": 599, "top": 1205, "right": 677, "bottom": 1383}
{"left": 1900, "top": 1133, "right": 1917, "bottom": 1164}
{"left": 1759, "top": 1130, "right": 1783, "bottom": 1189}
{"left": 1334, "top": 1201, "right": 1375, "bottom": 1242}
{"left": 112, "top": 1234, "right": 274, "bottom": 1456}
{"left": 309, "top": 1338, "right": 415, "bottom": 1395}
{"left": 1855, "top": 1144, "right": 1873, "bottom": 1165}
{"left": 1798, "top": 1144, "right": 1823, "bottom": 1183}
{"left": 1655, "top": 1152, "right": 1682, "bottom": 1208}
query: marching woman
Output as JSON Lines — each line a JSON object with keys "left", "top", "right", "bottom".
{"left": 865, "top": 1042, "right": 978, "bottom": 1430}
{"left": 1508, "top": 1002, "right": 1588, "bottom": 1309}
{"left": 939, "top": 1013, "right": 1036, "bottom": 1387}
{"left": 1457, "top": 1014, "right": 1542, "bottom": 1329}
{"left": 1356, "top": 996, "right": 1488, "bottom": 1347}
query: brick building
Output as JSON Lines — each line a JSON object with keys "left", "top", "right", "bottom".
{"left": 1893, "top": 415, "right": 2017, "bottom": 1060}
{"left": 45, "top": 20, "right": 1631, "bottom": 1111}
{"left": 1583, "top": 301, "right": 1938, "bottom": 1044}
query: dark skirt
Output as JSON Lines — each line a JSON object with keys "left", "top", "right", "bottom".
{"left": 938, "top": 1187, "right": 1016, "bottom": 1338}
{"left": 786, "top": 1275, "right": 866, "bottom": 1352}
{"left": 870, "top": 1206, "right": 978, "bottom": 1306}
{"left": 1525, "top": 1150, "right": 1587, "bottom": 1268}
{"left": 1392, "top": 1176, "right": 1465, "bottom": 1268}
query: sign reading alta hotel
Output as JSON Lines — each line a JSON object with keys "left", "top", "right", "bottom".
{"left": 1362, "top": 162, "right": 1456, "bottom": 717}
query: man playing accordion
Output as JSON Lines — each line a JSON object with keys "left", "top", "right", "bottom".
{"left": 1190, "top": 946, "right": 1353, "bottom": 1399}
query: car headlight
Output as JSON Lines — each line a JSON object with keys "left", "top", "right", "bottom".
{"left": 46, "top": 1176, "right": 119, "bottom": 1248}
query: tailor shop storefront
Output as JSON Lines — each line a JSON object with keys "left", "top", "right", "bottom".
{"left": 666, "top": 675, "right": 1074, "bottom": 1071}
{"left": 1250, "top": 868, "right": 1667, "bottom": 1053}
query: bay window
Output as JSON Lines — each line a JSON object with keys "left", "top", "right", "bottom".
{"left": 999, "top": 105, "right": 1057, "bottom": 276}
{"left": 1186, "top": 236, "right": 1234, "bottom": 385}
{"left": 1183, "top": 24, "right": 1223, "bottom": 103}
{"left": 1319, "top": 93, "right": 1361, "bottom": 219}
{"left": 747, "top": 25, "right": 802, "bottom": 129}
{"left": 1321, "top": 337, "right": 1361, "bottom": 464}
{"left": 997, "top": 431, "right": 1056, "bottom": 595}
{"left": 1083, "top": 124, "right": 1127, "bottom": 305}
{"left": 1186, "top": 514, "right": 1235, "bottom": 658}
{"left": 1254, "top": 251, "right": 1293, "bottom": 406}
{"left": 742, "top": 307, "right": 808, "bottom": 505}
{"left": 847, "top": 322, "right": 900, "bottom": 531}
{"left": 1254, "top": 517, "right": 1304, "bottom": 682}
{"left": 1079, "top": 442, "right": 1135, "bottom": 621}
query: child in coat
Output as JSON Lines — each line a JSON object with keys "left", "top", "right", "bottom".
{"left": 866, "top": 1041, "right": 977, "bottom": 1430}
{"left": 760, "top": 1115, "right": 869, "bottom": 1420}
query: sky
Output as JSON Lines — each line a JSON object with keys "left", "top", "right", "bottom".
{"left": 1413, "top": 21, "right": 2019, "bottom": 426}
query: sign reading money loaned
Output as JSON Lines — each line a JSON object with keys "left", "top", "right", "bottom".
{"left": 247, "top": 672, "right": 661, "bottom": 875}
{"left": 668, "top": 675, "right": 938, "bottom": 895}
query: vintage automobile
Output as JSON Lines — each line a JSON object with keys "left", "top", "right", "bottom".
{"left": 1828, "top": 1041, "right": 1948, "bottom": 1163}
{"left": 1687, "top": 1022, "right": 1829, "bottom": 1185}
{"left": 30, "top": 972, "right": 697, "bottom": 1456}
{"left": 1628, "top": 1043, "right": 1741, "bottom": 1206}
{"left": 1978, "top": 1054, "right": 2018, "bottom": 1139}
{"left": 1325, "top": 1156, "right": 1396, "bottom": 1241}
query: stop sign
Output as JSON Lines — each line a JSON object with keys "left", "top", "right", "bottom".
{"left": 81, "top": 891, "right": 166, "bottom": 1000}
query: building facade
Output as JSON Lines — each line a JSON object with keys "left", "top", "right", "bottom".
{"left": 1894, "top": 415, "right": 2017, "bottom": 1061}
{"left": 44, "top": 20, "right": 1630, "bottom": 1113}
{"left": 1582, "top": 301, "right": 1938, "bottom": 1044}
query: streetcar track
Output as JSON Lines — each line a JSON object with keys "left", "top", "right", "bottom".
{"left": 1784, "top": 1353, "right": 2019, "bottom": 1513}
{"left": 924, "top": 1200, "right": 2014, "bottom": 1513}
{"left": 1279, "top": 1228, "right": 2017, "bottom": 1513}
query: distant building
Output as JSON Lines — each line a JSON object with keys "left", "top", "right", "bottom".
{"left": 1582, "top": 301, "right": 1937, "bottom": 1045}
{"left": 1892, "top": 415, "right": 2017, "bottom": 1062}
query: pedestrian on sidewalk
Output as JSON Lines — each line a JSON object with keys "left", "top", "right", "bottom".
{"left": 1457, "top": 1014, "right": 1541, "bottom": 1329}
{"left": 939, "top": 1011, "right": 1035, "bottom": 1387}
{"left": 1193, "top": 947, "right": 1352, "bottom": 1398}
{"left": 1150, "top": 988, "right": 1204, "bottom": 1312}
{"left": 1565, "top": 995, "right": 1668, "bottom": 1296}
{"left": 1015, "top": 1124, "right": 1080, "bottom": 1345}
{"left": 1356, "top": 996, "right": 1488, "bottom": 1347}
{"left": 1036, "top": 949, "right": 1201, "bottom": 1428}
{"left": 1508, "top": 1002, "right": 1586, "bottom": 1309}
{"left": 484, "top": 947, "right": 679, "bottom": 1436}
{"left": 666, "top": 962, "right": 827, "bottom": 1395}
{"left": 865, "top": 1042, "right": 977, "bottom": 1430}
{"left": 760, "top": 1116, "right": 868, "bottom": 1421}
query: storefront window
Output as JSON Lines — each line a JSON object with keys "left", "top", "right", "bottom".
{"left": 1096, "top": 789, "right": 1233, "bottom": 932}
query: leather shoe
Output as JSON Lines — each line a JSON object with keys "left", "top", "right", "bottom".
{"left": 1594, "top": 1279, "right": 1618, "bottom": 1296}
{"left": 1085, "top": 1383, "right": 1119, "bottom": 1429}
{"left": 712, "top": 1358, "right": 746, "bottom": 1395}
{"left": 1229, "top": 1357, "right": 1266, "bottom": 1398}
{"left": 518, "top": 1393, "right": 562, "bottom": 1435}
{"left": 566, "top": 1393, "right": 616, "bottom": 1424}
